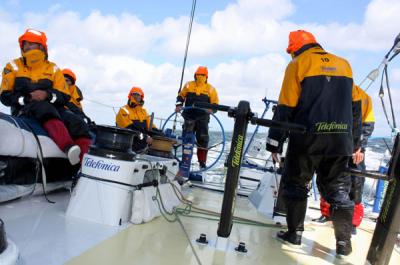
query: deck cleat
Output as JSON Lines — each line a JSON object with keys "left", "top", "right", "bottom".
{"left": 196, "top": 233, "right": 208, "bottom": 244}
{"left": 235, "top": 242, "right": 248, "bottom": 253}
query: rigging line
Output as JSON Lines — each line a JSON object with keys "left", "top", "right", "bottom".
{"left": 84, "top": 97, "right": 176, "bottom": 127}
{"left": 84, "top": 98, "right": 119, "bottom": 115}
{"left": 165, "top": 177, "right": 284, "bottom": 227}
{"left": 379, "top": 66, "right": 394, "bottom": 130}
{"left": 7, "top": 116, "right": 38, "bottom": 198}
{"left": 150, "top": 185, "right": 201, "bottom": 264}
{"left": 382, "top": 138, "right": 393, "bottom": 154}
{"left": 176, "top": 215, "right": 203, "bottom": 265}
{"left": 384, "top": 62, "right": 397, "bottom": 129}
{"left": 381, "top": 97, "right": 393, "bottom": 130}
{"left": 384, "top": 37, "right": 398, "bottom": 59}
{"left": 388, "top": 50, "right": 400, "bottom": 62}
{"left": 178, "top": 0, "right": 197, "bottom": 95}
{"left": 21, "top": 120, "right": 54, "bottom": 204}
{"left": 173, "top": 0, "right": 197, "bottom": 132}
{"left": 377, "top": 36, "right": 400, "bottom": 132}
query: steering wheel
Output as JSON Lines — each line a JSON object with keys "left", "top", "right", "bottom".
{"left": 161, "top": 106, "right": 226, "bottom": 174}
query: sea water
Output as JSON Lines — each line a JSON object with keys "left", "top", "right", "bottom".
{"left": 205, "top": 132, "right": 394, "bottom": 204}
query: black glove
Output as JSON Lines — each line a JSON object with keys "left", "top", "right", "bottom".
{"left": 87, "top": 120, "right": 97, "bottom": 131}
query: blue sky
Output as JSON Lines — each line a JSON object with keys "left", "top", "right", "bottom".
{"left": 3, "top": 0, "right": 366, "bottom": 24}
{"left": 0, "top": 0, "right": 399, "bottom": 137}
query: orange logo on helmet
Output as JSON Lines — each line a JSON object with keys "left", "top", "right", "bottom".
{"left": 128, "top": 87, "right": 144, "bottom": 99}
{"left": 286, "top": 30, "right": 317, "bottom": 54}
{"left": 18, "top": 29, "right": 48, "bottom": 51}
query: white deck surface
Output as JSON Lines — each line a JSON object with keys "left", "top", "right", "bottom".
{"left": 1, "top": 187, "right": 399, "bottom": 265}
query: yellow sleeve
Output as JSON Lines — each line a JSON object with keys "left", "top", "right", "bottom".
{"left": 209, "top": 85, "right": 219, "bottom": 104}
{"left": 178, "top": 82, "right": 190, "bottom": 99}
{"left": 363, "top": 93, "right": 375, "bottom": 123}
{"left": 70, "top": 86, "right": 83, "bottom": 110}
{"left": 352, "top": 84, "right": 363, "bottom": 108}
{"left": 116, "top": 108, "right": 132, "bottom": 128}
{"left": 53, "top": 67, "right": 70, "bottom": 96}
{"left": 0, "top": 63, "right": 16, "bottom": 93}
{"left": 278, "top": 61, "right": 301, "bottom": 107}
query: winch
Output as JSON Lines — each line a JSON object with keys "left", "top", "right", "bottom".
{"left": 66, "top": 125, "right": 179, "bottom": 226}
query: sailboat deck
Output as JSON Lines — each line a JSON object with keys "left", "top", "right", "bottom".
{"left": 2, "top": 186, "right": 399, "bottom": 265}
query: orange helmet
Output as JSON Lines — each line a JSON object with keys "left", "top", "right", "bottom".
{"left": 18, "top": 29, "right": 48, "bottom": 51}
{"left": 286, "top": 30, "right": 317, "bottom": 54}
{"left": 128, "top": 86, "right": 144, "bottom": 99}
{"left": 62, "top": 68, "right": 77, "bottom": 84}
{"left": 194, "top": 66, "right": 208, "bottom": 78}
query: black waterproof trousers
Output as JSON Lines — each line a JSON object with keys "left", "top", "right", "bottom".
{"left": 182, "top": 114, "right": 210, "bottom": 148}
{"left": 19, "top": 101, "right": 90, "bottom": 138}
{"left": 349, "top": 159, "right": 366, "bottom": 204}
{"left": 282, "top": 153, "right": 354, "bottom": 242}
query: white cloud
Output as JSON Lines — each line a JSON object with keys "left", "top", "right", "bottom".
{"left": 174, "top": 0, "right": 295, "bottom": 57}
{"left": 1, "top": 0, "right": 400, "bottom": 136}
{"left": 391, "top": 68, "right": 400, "bottom": 83}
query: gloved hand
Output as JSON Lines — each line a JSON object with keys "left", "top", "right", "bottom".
{"left": 271, "top": 153, "right": 280, "bottom": 163}
{"left": 83, "top": 116, "right": 96, "bottom": 131}
{"left": 30, "top": 90, "right": 48, "bottom": 101}
{"left": 175, "top": 105, "right": 182, "bottom": 113}
{"left": 88, "top": 121, "right": 97, "bottom": 131}
{"left": 83, "top": 115, "right": 95, "bottom": 128}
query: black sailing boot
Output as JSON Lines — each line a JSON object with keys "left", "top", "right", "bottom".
{"left": 331, "top": 206, "right": 354, "bottom": 258}
{"left": 276, "top": 230, "right": 302, "bottom": 246}
{"left": 276, "top": 199, "right": 307, "bottom": 247}
{"left": 311, "top": 215, "right": 331, "bottom": 224}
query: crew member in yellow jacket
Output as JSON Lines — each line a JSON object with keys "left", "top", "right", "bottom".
{"left": 266, "top": 30, "right": 362, "bottom": 257}
{"left": 0, "top": 29, "right": 91, "bottom": 165}
{"left": 62, "top": 68, "right": 92, "bottom": 124}
{"left": 175, "top": 66, "right": 219, "bottom": 169}
{"left": 116, "top": 86, "right": 155, "bottom": 152}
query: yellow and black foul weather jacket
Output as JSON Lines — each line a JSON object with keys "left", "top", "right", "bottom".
{"left": 116, "top": 104, "right": 155, "bottom": 133}
{"left": 65, "top": 84, "right": 84, "bottom": 115}
{"left": 266, "top": 44, "right": 362, "bottom": 156}
{"left": 176, "top": 81, "right": 219, "bottom": 119}
{"left": 0, "top": 57, "right": 70, "bottom": 112}
{"left": 68, "top": 84, "right": 83, "bottom": 110}
{"left": 355, "top": 86, "right": 375, "bottom": 152}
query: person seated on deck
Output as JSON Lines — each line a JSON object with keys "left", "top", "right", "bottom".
{"left": 116, "top": 86, "right": 158, "bottom": 153}
{"left": 0, "top": 29, "right": 92, "bottom": 165}
{"left": 62, "top": 68, "right": 93, "bottom": 126}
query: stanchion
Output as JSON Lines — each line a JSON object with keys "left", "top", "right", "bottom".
{"left": 366, "top": 133, "right": 400, "bottom": 265}
{"left": 194, "top": 101, "right": 305, "bottom": 238}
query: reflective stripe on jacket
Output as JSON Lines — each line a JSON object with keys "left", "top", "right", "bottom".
{"left": 115, "top": 104, "right": 155, "bottom": 132}
{"left": 0, "top": 57, "right": 70, "bottom": 107}
{"left": 176, "top": 81, "right": 219, "bottom": 107}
